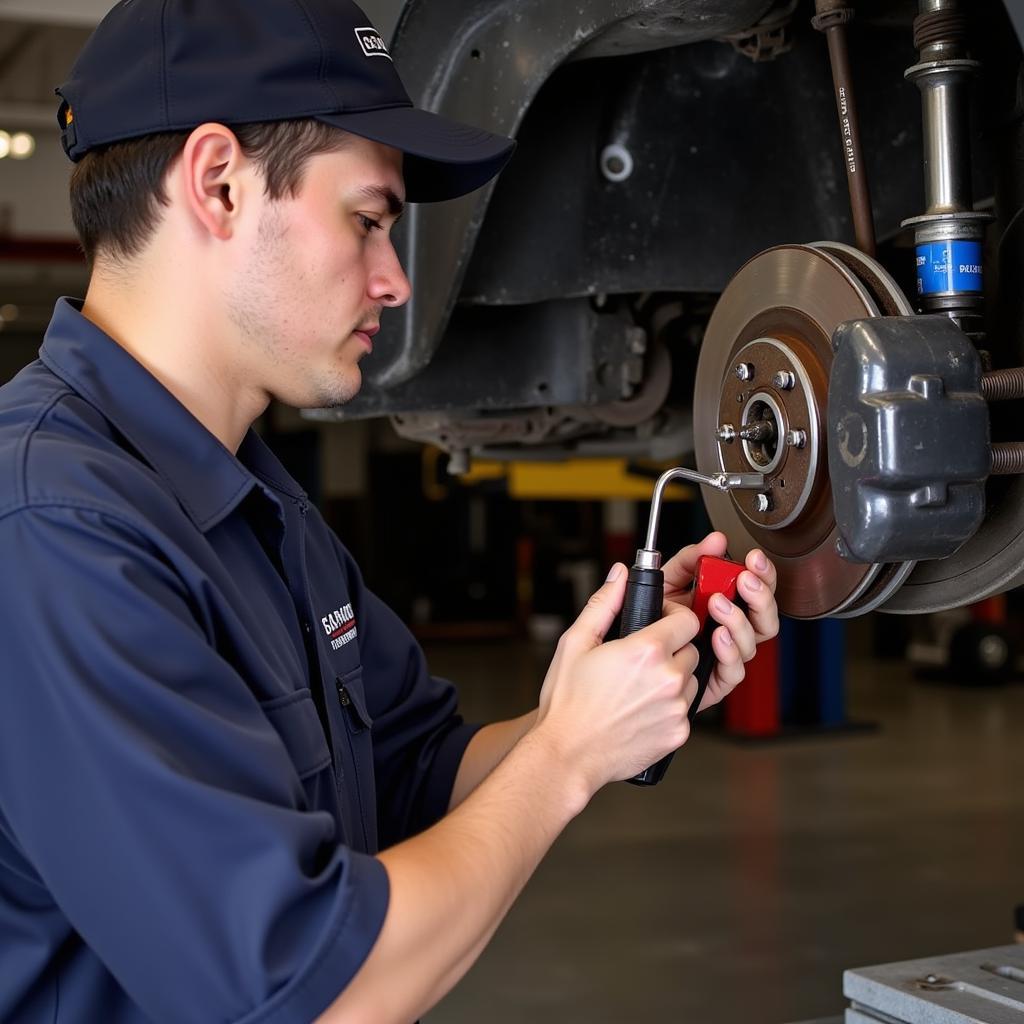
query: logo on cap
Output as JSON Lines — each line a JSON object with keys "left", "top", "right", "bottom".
{"left": 355, "top": 27, "right": 391, "bottom": 60}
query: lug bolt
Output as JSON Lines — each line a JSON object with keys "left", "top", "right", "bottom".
{"left": 717, "top": 423, "right": 736, "bottom": 444}
{"left": 773, "top": 370, "right": 796, "bottom": 390}
{"left": 785, "top": 429, "right": 807, "bottom": 449}
{"left": 734, "top": 362, "right": 754, "bottom": 381}
{"left": 754, "top": 492, "right": 772, "bottom": 514}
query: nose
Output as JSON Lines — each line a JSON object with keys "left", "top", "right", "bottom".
{"left": 368, "top": 238, "right": 412, "bottom": 308}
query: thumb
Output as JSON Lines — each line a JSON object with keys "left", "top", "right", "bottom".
{"left": 569, "top": 563, "right": 628, "bottom": 649}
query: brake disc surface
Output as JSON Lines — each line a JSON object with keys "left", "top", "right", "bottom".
{"left": 694, "top": 243, "right": 915, "bottom": 619}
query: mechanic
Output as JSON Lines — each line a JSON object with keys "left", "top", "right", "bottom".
{"left": 0, "top": 1, "right": 779, "bottom": 1022}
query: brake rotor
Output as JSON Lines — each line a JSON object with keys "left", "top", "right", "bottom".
{"left": 694, "top": 243, "right": 915, "bottom": 619}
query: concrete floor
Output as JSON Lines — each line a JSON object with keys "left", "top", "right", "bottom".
{"left": 420, "top": 638, "right": 1024, "bottom": 1024}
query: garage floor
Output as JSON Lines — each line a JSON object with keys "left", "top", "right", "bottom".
{"left": 421, "top": 637, "right": 1024, "bottom": 1024}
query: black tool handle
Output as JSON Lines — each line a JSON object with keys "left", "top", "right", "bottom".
{"left": 618, "top": 565, "right": 672, "bottom": 786}
{"left": 626, "top": 620, "right": 717, "bottom": 788}
{"left": 621, "top": 569, "right": 741, "bottom": 787}
{"left": 619, "top": 565, "right": 664, "bottom": 637}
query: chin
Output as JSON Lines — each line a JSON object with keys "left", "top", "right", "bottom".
{"left": 271, "top": 369, "right": 361, "bottom": 411}
{"left": 309, "top": 371, "right": 363, "bottom": 410}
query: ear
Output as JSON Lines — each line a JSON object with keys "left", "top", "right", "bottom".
{"left": 178, "top": 123, "right": 249, "bottom": 242}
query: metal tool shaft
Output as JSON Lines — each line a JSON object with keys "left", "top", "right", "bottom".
{"left": 642, "top": 467, "right": 765, "bottom": 553}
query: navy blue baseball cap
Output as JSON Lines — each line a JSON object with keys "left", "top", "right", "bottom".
{"left": 56, "top": 0, "right": 515, "bottom": 203}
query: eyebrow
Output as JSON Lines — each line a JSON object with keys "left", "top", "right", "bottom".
{"left": 355, "top": 184, "right": 406, "bottom": 222}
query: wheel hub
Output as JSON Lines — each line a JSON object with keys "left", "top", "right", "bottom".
{"left": 717, "top": 335, "right": 824, "bottom": 531}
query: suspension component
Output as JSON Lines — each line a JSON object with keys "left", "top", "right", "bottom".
{"left": 901, "top": 0, "right": 990, "bottom": 334}
{"left": 990, "top": 443, "right": 1024, "bottom": 476}
{"left": 981, "top": 367, "right": 1024, "bottom": 402}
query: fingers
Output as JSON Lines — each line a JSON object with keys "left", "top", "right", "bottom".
{"left": 682, "top": 673, "right": 700, "bottom": 711}
{"left": 697, "top": 550, "right": 780, "bottom": 706}
{"left": 644, "top": 602, "right": 701, "bottom": 654}
{"left": 661, "top": 531, "right": 728, "bottom": 593}
{"left": 738, "top": 550, "right": 780, "bottom": 643}
{"left": 744, "top": 548, "right": 778, "bottom": 594}
{"left": 672, "top": 637, "right": 701, "bottom": 679}
{"left": 706, "top": 624, "right": 746, "bottom": 700}
{"left": 707, "top": 592, "right": 758, "bottom": 662}
{"left": 566, "top": 563, "right": 628, "bottom": 649}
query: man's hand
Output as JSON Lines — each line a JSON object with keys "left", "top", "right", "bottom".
{"left": 660, "top": 531, "right": 779, "bottom": 713}
{"left": 534, "top": 564, "right": 702, "bottom": 795}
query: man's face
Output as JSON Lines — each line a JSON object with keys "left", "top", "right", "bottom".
{"left": 225, "top": 134, "right": 411, "bottom": 410}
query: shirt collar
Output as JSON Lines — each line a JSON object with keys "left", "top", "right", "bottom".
{"left": 40, "top": 298, "right": 307, "bottom": 532}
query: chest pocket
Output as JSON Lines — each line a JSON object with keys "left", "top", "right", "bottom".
{"left": 260, "top": 689, "right": 335, "bottom": 812}
{"left": 333, "top": 666, "right": 378, "bottom": 853}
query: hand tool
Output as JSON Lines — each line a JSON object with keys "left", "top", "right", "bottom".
{"left": 619, "top": 467, "right": 765, "bottom": 786}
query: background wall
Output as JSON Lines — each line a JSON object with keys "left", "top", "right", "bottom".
{"left": 0, "top": 0, "right": 411, "bottom": 239}
{"left": 0, "top": 136, "right": 71, "bottom": 237}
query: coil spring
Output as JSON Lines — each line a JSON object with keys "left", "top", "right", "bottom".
{"left": 990, "top": 443, "right": 1024, "bottom": 475}
{"left": 981, "top": 368, "right": 1024, "bottom": 402}
{"left": 913, "top": 11, "right": 968, "bottom": 51}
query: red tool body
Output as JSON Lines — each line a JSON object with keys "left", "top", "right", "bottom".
{"left": 687, "top": 554, "right": 747, "bottom": 726}
{"left": 691, "top": 556, "right": 746, "bottom": 637}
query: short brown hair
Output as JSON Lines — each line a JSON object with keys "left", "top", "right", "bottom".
{"left": 69, "top": 119, "right": 350, "bottom": 267}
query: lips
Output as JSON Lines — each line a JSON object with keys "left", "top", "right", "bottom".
{"left": 353, "top": 324, "right": 379, "bottom": 353}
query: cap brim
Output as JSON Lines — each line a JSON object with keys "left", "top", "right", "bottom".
{"left": 318, "top": 106, "right": 515, "bottom": 203}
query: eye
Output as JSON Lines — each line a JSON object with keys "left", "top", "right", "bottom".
{"left": 357, "top": 213, "right": 383, "bottom": 235}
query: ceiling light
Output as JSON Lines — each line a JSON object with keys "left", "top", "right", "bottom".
{"left": 0, "top": 132, "right": 10, "bottom": 160}
{"left": 0, "top": 305, "right": 19, "bottom": 322}
{"left": 10, "top": 133, "right": 35, "bottom": 159}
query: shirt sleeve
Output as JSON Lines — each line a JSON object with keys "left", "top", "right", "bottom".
{"left": 0, "top": 504, "right": 388, "bottom": 1024}
{"left": 334, "top": 544, "right": 482, "bottom": 850}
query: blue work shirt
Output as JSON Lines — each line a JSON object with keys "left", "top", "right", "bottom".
{"left": 0, "top": 299, "right": 480, "bottom": 1023}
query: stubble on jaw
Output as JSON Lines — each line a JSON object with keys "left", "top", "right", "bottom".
{"left": 225, "top": 205, "right": 295, "bottom": 365}
{"left": 225, "top": 204, "right": 363, "bottom": 410}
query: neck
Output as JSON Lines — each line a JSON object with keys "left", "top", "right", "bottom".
{"left": 81, "top": 260, "right": 268, "bottom": 453}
